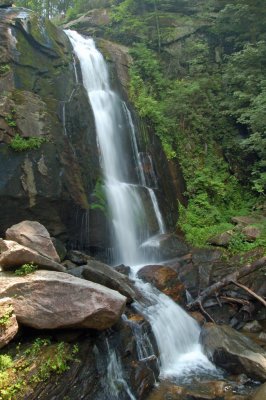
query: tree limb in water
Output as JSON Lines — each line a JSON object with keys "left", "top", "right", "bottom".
{"left": 187, "top": 256, "right": 266, "bottom": 310}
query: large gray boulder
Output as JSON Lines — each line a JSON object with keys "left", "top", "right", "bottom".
{"left": 0, "top": 270, "right": 126, "bottom": 330}
{"left": 200, "top": 323, "right": 266, "bottom": 381}
{"left": 6, "top": 220, "right": 60, "bottom": 262}
{"left": 0, "top": 239, "right": 65, "bottom": 272}
{"left": 69, "top": 259, "right": 138, "bottom": 303}
{"left": 0, "top": 297, "right": 18, "bottom": 349}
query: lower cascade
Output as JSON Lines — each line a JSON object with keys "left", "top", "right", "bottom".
{"left": 66, "top": 29, "right": 217, "bottom": 394}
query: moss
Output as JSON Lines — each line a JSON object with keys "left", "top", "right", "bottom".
{"left": 0, "top": 338, "right": 79, "bottom": 400}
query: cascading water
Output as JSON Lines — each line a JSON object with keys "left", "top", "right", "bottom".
{"left": 66, "top": 29, "right": 217, "bottom": 387}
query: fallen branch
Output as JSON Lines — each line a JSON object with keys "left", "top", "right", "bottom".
{"left": 187, "top": 256, "right": 266, "bottom": 310}
{"left": 231, "top": 281, "right": 266, "bottom": 307}
{"left": 220, "top": 296, "right": 250, "bottom": 306}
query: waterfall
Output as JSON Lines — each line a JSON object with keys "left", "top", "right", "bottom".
{"left": 66, "top": 29, "right": 216, "bottom": 383}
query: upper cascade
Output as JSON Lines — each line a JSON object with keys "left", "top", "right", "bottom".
{"left": 66, "top": 29, "right": 165, "bottom": 266}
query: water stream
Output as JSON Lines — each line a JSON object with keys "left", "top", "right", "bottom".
{"left": 66, "top": 29, "right": 216, "bottom": 393}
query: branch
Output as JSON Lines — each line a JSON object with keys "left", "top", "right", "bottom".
{"left": 231, "top": 280, "right": 266, "bottom": 307}
{"left": 187, "top": 256, "right": 266, "bottom": 309}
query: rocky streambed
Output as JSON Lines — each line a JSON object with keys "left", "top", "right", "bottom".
{"left": 0, "top": 220, "right": 265, "bottom": 399}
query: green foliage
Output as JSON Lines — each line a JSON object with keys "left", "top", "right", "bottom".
{"left": 4, "top": 110, "right": 16, "bottom": 127}
{"left": 10, "top": 134, "right": 47, "bottom": 152}
{"left": 0, "top": 337, "right": 79, "bottom": 399}
{"left": 0, "top": 65, "right": 10, "bottom": 75}
{"left": 0, "top": 306, "right": 13, "bottom": 327}
{"left": 15, "top": 263, "right": 38, "bottom": 276}
{"left": 90, "top": 180, "right": 107, "bottom": 214}
{"left": 0, "top": 356, "right": 13, "bottom": 372}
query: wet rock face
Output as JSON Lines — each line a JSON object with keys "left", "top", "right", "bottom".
{"left": 25, "top": 309, "right": 159, "bottom": 400}
{"left": 138, "top": 264, "right": 186, "bottom": 305}
{"left": 200, "top": 323, "right": 266, "bottom": 381}
{"left": 0, "top": 7, "right": 101, "bottom": 248}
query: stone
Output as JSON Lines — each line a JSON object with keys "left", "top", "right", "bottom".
{"left": 0, "top": 270, "right": 126, "bottom": 330}
{"left": 242, "top": 320, "right": 263, "bottom": 333}
{"left": 251, "top": 382, "right": 266, "bottom": 400}
{"left": 0, "top": 1, "right": 13, "bottom": 7}
{"left": 115, "top": 264, "right": 131, "bottom": 276}
{"left": 51, "top": 237, "right": 67, "bottom": 261}
{"left": 62, "top": 259, "right": 77, "bottom": 270}
{"left": 200, "top": 323, "right": 266, "bottom": 381}
{"left": 140, "top": 233, "right": 189, "bottom": 261}
{"left": 69, "top": 259, "right": 138, "bottom": 303}
{"left": 242, "top": 226, "right": 261, "bottom": 242}
{"left": 6, "top": 220, "right": 60, "bottom": 262}
{"left": 0, "top": 297, "right": 18, "bottom": 349}
{"left": 0, "top": 239, "right": 65, "bottom": 272}
{"left": 231, "top": 216, "right": 262, "bottom": 227}
{"left": 66, "top": 250, "right": 92, "bottom": 265}
{"left": 208, "top": 230, "right": 234, "bottom": 247}
{"left": 189, "top": 311, "right": 206, "bottom": 326}
{"left": 137, "top": 265, "right": 186, "bottom": 305}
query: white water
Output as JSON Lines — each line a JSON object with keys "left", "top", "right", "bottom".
{"left": 66, "top": 29, "right": 216, "bottom": 383}
{"left": 106, "top": 340, "right": 136, "bottom": 400}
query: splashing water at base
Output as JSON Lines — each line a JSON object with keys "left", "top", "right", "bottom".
{"left": 131, "top": 270, "right": 217, "bottom": 380}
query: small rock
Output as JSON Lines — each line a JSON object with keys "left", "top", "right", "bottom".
{"left": 242, "top": 226, "right": 261, "bottom": 242}
{"left": 208, "top": 230, "right": 234, "bottom": 247}
{"left": 242, "top": 320, "right": 262, "bottom": 333}
{"left": 0, "top": 298, "right": 18, "bottom": 349}
{"left": 0, "top": 239, "right": 65, "bottom": 272}
{"left": 115, "top": 264, "right": 131, "bottom": 276}
{"left": 189, "top": 311, "right": 206, "bottom": 326}
{"left": 62, "top": 260, "right": 77, "bottom": 270}
{"left": 66, "top": 250, "right": 92, "bottom": 265}
{"left": 6, "top": 221, "right": 60, "bottom": 262}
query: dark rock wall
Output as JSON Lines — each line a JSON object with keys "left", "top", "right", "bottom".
{"left": 0, "top": 7, "right": 101, "bottom": 248}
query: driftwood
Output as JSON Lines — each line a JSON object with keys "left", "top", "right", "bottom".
{"left": 231, "top": 281, "right": 266, "bottom": 307}
{"left": 187, "top": 256, "right": 266, "bottom": 310}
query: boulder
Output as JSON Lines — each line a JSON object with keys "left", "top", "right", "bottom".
{"left": 242, "top": 226, "right": 261, "bottom": 242}
{"left": 0, "top": 270, "right": 126, "bottom": 330}
{"left": 69, "top": 259, "right": 138, "bottom": 303}
{"left": 200, "top": 323, "right": 266, "bottom": 381}
{"left": 0, "top": 239, "right": 65, "bottom": 272}
{"left": 137, "top": 265, "right": 186, "bottom": 305}
{"left": 0, "top": 297, "right": 18, "bottom": 349}
{"left": 6, "top": 221, "right": 60, "bottom": 262}
{"left": 140, "top": 233, "right": 189, "bottom": 261}
{"left": 208, "top": 230, "right": 234, "bottom": 247}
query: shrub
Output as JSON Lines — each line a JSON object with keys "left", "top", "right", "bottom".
{"left": 10, "top": 134, "right": 47, "bottom": 152}
{"left": 15, "top": 263, "right": 38, "bottom": 276}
